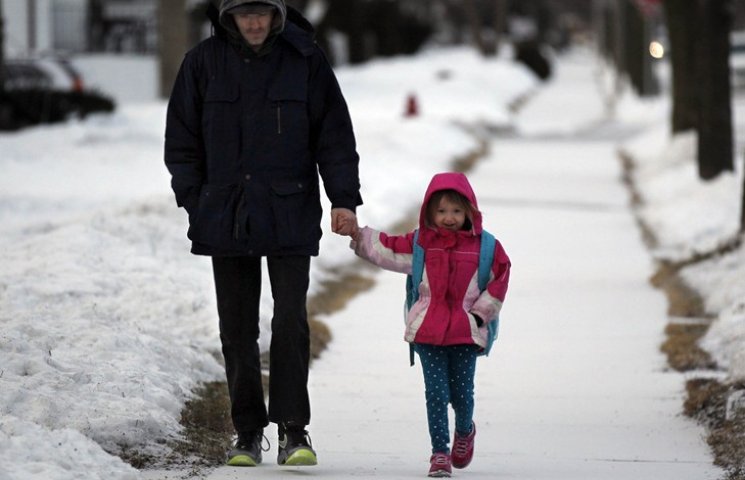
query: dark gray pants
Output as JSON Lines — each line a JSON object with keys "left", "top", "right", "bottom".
{"left": 212, "top": 255, "right": 311, "bottom": 434}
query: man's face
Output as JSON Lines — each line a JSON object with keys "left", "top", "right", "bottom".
{"left": 232, "top": 9, "right": 275, "bottom": 49}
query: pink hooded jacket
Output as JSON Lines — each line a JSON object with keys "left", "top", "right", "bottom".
{"left": 352, "top": 172, "right": 511, "bottom": 348}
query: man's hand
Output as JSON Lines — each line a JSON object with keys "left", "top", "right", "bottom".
{"left": 331, "top": 208, "right": 358, "bottom": 236}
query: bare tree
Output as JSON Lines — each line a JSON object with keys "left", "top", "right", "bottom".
{"left": 493, "top": 0, "right": 508, "bottom": 54}
{"left": 463, "top": 0, "right": 488, "bottom": 54}
{"left": 463, "top": 0, "right": 509, "bottom": 56}
{"left": 158, "top": 0, "right": 189, "bottom": 99}
{"left": 663, "top": 0, "right": 699, "bottom": 132}
{"left": 741, "top": 148, "right": 745, "bottom": 233}
{"left": 618, "top": 1, "right": 660, "bottom": 96}
{"left": 695, "top": 0, "right": 734, "bottom": 180}
{"left": 0, "top": 0, "right": 5, "bottom": 92}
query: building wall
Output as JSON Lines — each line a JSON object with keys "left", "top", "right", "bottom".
{"left": 51, "top": 0, "right": 87, "bottom": 52}
{"left": 2, "top": 0, "right": 157, "bottom": 58}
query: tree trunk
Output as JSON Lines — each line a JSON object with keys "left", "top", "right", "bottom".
{"left": 741, "top": 148, "right": 745, "bottom": 233}
{"left": 695, "top": 0, "right": 734, "bottom": 180}
{"left": 663, "top": 0, "right": 699, "bottom": 132}
{"left": 158, "top": 0, "right": 189, "bottom": 99}
{"left": 0, "top": 0, "right": 5, "bottom": 92}
{"left": 492, "top": 0, "right": 508, "bottom": 56}
{"left": 621, "top": 1, "right": 647, "bottom": 95}
{"left": 333, "top": 0, "right": 367, "bottom": 64}
{"left": 464, "top": 0, "right": 488, "bottom": 55}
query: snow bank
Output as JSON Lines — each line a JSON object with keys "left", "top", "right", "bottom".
{"left": 0, "top": 418, "right": 139, "bottom": 480}
{"left": 622, "top": 94, "right": 745, "bottom": 381}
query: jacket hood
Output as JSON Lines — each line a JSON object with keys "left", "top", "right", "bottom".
{"left": 218, "top": 0, "right": 287, "bottom": 43}
{"left": 418, "top": 172, "right": 483, "bottom": 235}
{"left": 208, "top": 1, "right": 315, "bottom": 56}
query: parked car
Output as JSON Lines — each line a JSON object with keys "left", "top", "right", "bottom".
{"left": 3, "top": 56, "right": 84, "bottom": 93}
{"left": 732, "top": 30, "right": 745, "bottom": 90}
{"left": 1, "top": 55, "right": 112, "bottom": 131}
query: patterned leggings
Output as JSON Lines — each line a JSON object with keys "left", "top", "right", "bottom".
{"left": 414, "top": 344, "right": 479, "bottom": 454}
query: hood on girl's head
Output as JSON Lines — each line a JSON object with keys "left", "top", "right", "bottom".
{"left": 219, "top": 0, "right": 287, "bottom": 39}
{"left": 418, "top": 172, "right": 483, "bottom": 234}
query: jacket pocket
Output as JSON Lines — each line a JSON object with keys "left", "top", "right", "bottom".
{"left": 187, "top": 184, "right": 240, "bottom": 248}
{"left": 202, "top": 83, "right": 240, "bottom": 158}
{"left": 267, "top": 90, "right": 309, "bottom": 146}
{"left": 269, "top": 180, "right": 319, "bottom": 247}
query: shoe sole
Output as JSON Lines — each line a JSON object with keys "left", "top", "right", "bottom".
{"left": 279, "top": 448, "right": 317, "bottom": 466}
{"left": 227, "top": 454, "right": 259, "bottom": 467}
{"left": 428, "top": 469, "right": 451, "bottom": 478}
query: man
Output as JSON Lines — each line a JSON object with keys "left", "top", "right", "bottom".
{"left": 164, "top": 0, "right": 361, "bottom": 468}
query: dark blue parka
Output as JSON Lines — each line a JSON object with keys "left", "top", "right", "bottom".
{"left": 164, "top": 5, "right": 362, "bottom": 256}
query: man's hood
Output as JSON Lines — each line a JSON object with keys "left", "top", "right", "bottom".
{"left": 218, "top": 0, "right": 287, "bottom": 43}
{"left": 418, "top": 172, "right": 483, "bottom": 235}
{"left": 207, "top": 1, "right": 315, "bottom": 56}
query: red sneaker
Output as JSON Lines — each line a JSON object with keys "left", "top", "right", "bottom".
{"left": 451, "top": 422, "right": 476, "bottom": 469}
{"left": 428, "top": 452, "right": 452, "bottom": 478}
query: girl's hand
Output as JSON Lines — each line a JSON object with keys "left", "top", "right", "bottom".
{"left": 350, "top": 225, "right": 361, "bottom": 242}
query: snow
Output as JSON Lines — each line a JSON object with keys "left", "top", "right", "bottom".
{"left": 622, "top": 83, "right": 745, "bottom": 382}
{"left": 0, "top": 40, "right": 741, "bottom": 479}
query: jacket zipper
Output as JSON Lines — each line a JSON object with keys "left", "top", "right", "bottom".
{"left": 234, "top": 189, "right": 247, "bottom": 240}
{"left": 276, "top": 104, "right": 281, "bottom": 134}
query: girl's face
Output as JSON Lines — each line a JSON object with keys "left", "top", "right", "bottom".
{"left": 432, "top": 196, "right": 467, "bottom": 231}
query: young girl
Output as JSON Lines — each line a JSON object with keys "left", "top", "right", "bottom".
{"left": 348, "top": 172, "right": 511, "bottom": 477}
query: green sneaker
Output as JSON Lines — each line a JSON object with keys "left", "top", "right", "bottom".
{"left": 277, "top": 423, "right": 317, "bottom": 466}
{"left": 227, "top": 430, "right": 267, "bottom": 466}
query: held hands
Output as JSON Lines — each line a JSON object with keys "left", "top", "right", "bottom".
{"left": 331, "top": 208, "right": 359, "bottom": 238}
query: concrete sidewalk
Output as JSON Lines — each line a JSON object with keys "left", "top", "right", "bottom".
{"left": 143, "top": 57, "right": 722, "bottom": 480}
{"left": 299, "top": 137, "right": 720, "bottom": 479}
{"left": 146, "top": 137, "right": 721, "bottom": 480}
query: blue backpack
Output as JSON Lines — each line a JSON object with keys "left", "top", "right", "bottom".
{"left": 405, "top": 229, "right": 499, "bottom": 365}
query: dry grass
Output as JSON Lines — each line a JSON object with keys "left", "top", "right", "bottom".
{"left": 649, "top": 262, "right": 707, "bottom": 318}
{"left": 684, "top": 378, "right": 728, "bottom": 423}
{"left": 709, "top": 419, "right": 745, "bottom": 479}
{"left": 650, "top": 263, "right": 715, "bottom": 371}
{"left": 451, "top": 141, "right": 488, "bottom": 173}
{"left": 685, "top": 379, "right": 745, "bottom": 479}
{"left": 172, "top": 381, "right": 234, "bottom": 466}
{"left": 661, "top": 322, "right": 716, "bottom": 372}
{"left": 307, "top": 269, "right": 376, "bottom": 328}
{"left": 119, "top": 381, "right": 235, "bottom": 470}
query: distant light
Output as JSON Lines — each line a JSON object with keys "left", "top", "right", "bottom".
{"left": 649, "top": 41, "right": 665, "bottom": 59}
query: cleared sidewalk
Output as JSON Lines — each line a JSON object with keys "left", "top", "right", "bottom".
{"left": 300, "top": 136, "right": 721, "bottom": 479}
{"left": 145, "top": 55, "right": 722, "bottom": 480}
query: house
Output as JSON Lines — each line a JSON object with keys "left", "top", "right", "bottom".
{"left": 3, "top": 0, "right": 158, "bottom": 57}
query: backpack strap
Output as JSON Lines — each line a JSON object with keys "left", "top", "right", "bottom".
{"left": 406, "top": 229, "right": 424, "bottom": 310}
{"left": 406, "top": 229, "right": 423, "bottom": 366}
{"left": 478, "top": 230, "right": 499, "bottom": 356}
{"left": 477, "top": 231, "right": 496, "bottom": 291}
